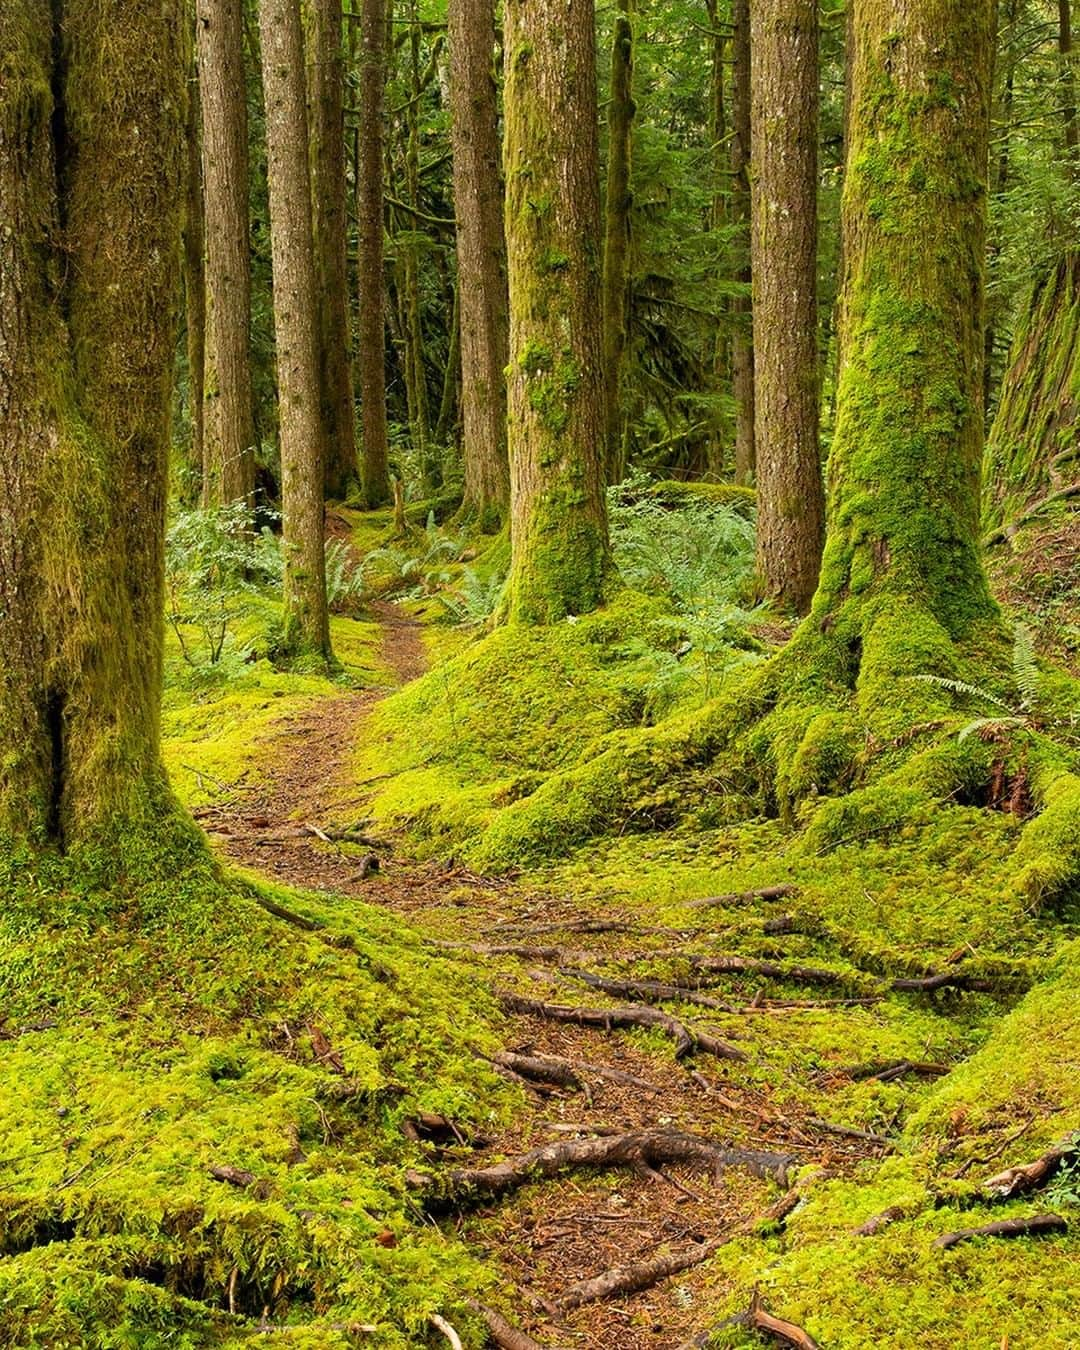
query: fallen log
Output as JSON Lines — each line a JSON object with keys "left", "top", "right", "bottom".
{"left": 683, "top": 885, "right": 799, "bottom": 910}
{"left": 562, "top": 968, "right": 744, "bottom": 1018}
{"left": 464, "top": 1301, "right": 553, "bottom": 1350}
{"left": 933, "top": 1213, "right": 1068, "bottom": 1249}
{"left": 500, "top": 992, "right": 746, "bottom": 1062}
{"left": 984, "top": 1146, "right": 1075, "bottom": 1199}
{"left": 407, "top": 1128, "right": 794, "bottom": 1204}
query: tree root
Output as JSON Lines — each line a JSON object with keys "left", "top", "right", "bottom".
{"left": 499, "top": 992, "right": 746, "bottom": 1061}
{"left": 890, "top": 970, "right": 999, "bottom": 994}
{"left": 808, "top": 1118, "right": 894, "bottom": 1149}
{"left": 842, "top": 1059, "right": 949, "bottom": 1083}
{"left": 681, "top": 954, "right": 852, "bottom": 989}
{"left": 984, "top": 1146, "right": 1076, "bottom": 1199}
{"left": 933, "top": 1213, "right": 1068, "bottom": 1249}
{"left": 743, "top": 1288, "right": 820, "bottom": 1349}
{"left": 406, "top": 1128, "right": 794, "bottom": 1204}
{"left": 682, "top": 885, "right": 799, "bottom": 910}
{"left": 430, "top": 1313, "right": 463, "bottom": 1349}
{"left": 854, "top": 1204, "right": 907, "bottom": 1236}
{"left": 465, "top": 1301, "right": 554, "bottom": 1350}
{"left": 491, "top": 1049, "right": 663, "bottom": 1095}
{"left": 562, "top": 968, "right": 744, "bottom": 1016}
{"left": 556, "top": 1187, "right": 803, "bottom": 1310}
{"left": 253, "top": 895, "right": 324, "bottom": 932}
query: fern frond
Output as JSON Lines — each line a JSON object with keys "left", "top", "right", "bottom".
{"left": 911, "top": 673, "right": 1015, "bottom": 712}
{"left": 1012, "top": 624, "right": 1040, "bottom": 711}
{"left": 957, "top": 716, "right": 1026, "bottom": 742}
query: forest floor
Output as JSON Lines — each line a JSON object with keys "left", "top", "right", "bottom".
{"left": 190, "top": 599, "right": 972, "bottom": 1350}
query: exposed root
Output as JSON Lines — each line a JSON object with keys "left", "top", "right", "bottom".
{"left": 808, "top": 1118, "right": 895, "bottom": 1150}
{"left": 854, "top": 1204, "right": 907, "bottom": 1236}
{"left": 253, "top": 895, "right": 324, "bottom": 932}
{"left": 984, "top": 1145, "right": 1076, "bottom": 1199}
{"left": 491, "top": 1049, "right": 663, "bottom": 1095}
{"left": 682, "top": 885, "right": 799, "bottom": 910}
{"left": 562, "top": 968, "right": 741, "bottom": 1015}
{"left": 841, "top": 1059, "right": 949, "bottom": 1083}
{"left": 681, "top": 955, "right": 852, "bottom": 989}
{"left": 743, "top": 1287, "right": 820, "bottom": 1349}
{"left": 500, "top": 992, "right": 747, "bottom": 1062}
{"left": 933, "top": 1213, "right": 1068, "bottom": 1249}
{"left": 465, "top": 1301, "right": 554, "bottom": 1350}
{"left": 406, "top": 1128, "right": 794, "bottom": 1204}
{"left": 430, "top": 1312, "right": 463, "bottom": 1349}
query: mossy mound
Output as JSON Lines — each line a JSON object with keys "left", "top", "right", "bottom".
{"left": 646, "top": 479, "right": 757, "bottom": 516}
{"left": 0, "top": 835, "right": 509, "bottom": 1346}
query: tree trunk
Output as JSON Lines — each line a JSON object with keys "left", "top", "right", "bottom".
{"left": 0, "top": 0, "right": 184, "bottom": 851}
{"left": 503, "top": 0, "right": 611, "bottom": 624}
{"left": 601, "top": 0, "right": 635, "bottom": 486}
{"left": 814, "top": 0, "right": 996, "bottom": 637}
{"left": 403, "top": 0, "right": 434, "bottom": 486}
{"left": 984, "top": 252, "right": 1080, "bottom": 541}
{"left": 259, "top": 0, "right": 333, "bottom": 662}
{"left": 750, "top": 0, "right": 825, "bottom": 614}
{"left": 184, "top": 21, "right": 207, "bottom": 488}
{"left": 309, "top": 0, "right": 359, "bottom": 498}
{"left": 731, "top": 0, "right": 755, "bottom": 486}
{"left": 356, "top": 0, "right": 392, "bottom": 507}
{"left": 707, "top": 0, "right": 730, "bottom": 478}
{"left": 1060, "top": 0, "right": 1079, "bottom": 174}
{"left": 985, "top": 0, "right": 1019, "bottom": 418}
{"left": 197, "top": 0, "right": 257, "bottom": 511}
{"left": 448, "top": 0, "right": 511, "bottom": 527}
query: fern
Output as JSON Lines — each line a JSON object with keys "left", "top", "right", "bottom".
{"left": 1012, "top": 623, "right": 1040, "bottom": 711}
{"left": 911, "top": 673, "right": 1015, "bottom": 712}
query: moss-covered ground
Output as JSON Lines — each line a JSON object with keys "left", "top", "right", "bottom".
{"left": 5, "top": 501, "right": 1080, "bottom": 1347}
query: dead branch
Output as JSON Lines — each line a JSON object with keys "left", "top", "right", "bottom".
{"left": 984, "top": 1146, "right": 1075, "bottom": 1199}
{"left": 683, "top": 885, "right": 799, "bottom": 910}
{"left": 854, "top": 1204, "right": 907, "bottom": 1236}
{"left": 933, "top": 1213, "right": 1068, "bottom": 1249}
{"left": 745, "top": 1288, "right": 820, "bottom": 1349}
{"left": 500, "top": 992, "right": 746, "bottom": 1061}
{"left": 890, "top": 970, "right": 998, "bottom": 993}
{"left": 429, "top": 1313, "right": 463, "bottom": 1350}
{"left": 808, "top": 1117, "right": 894, "bottom": 1149}
{"left": 209, "top": 1164, "right": 272, "bottom": 1198}
{"left": 407, "top": 1128, "right": 793, "bottom": 1204}
{"left": 843, "top": 1059, "right": 949, "bottom": 1083}
{"left": 254, "top": 895, "right": 324, "bottom": 932}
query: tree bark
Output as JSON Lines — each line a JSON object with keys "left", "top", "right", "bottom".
{"left": 0, "top": 0, "right": 184, "bottom": 850}
{"left": 184, "top": 19, "right": 207, "bottom": 487}
{"left": 259, "top": 0, "right": 333, "bottom": 662}
{"left": 503, "top": 0, "right": 611, "bottom": 624}
{"left": 197, "top": 0, "right": 257, "bottom": 511}
{"left": 309, "top": 0, "right": 359, "bottom": 497}
{"left": 750, "top": 0, "right": 825, "bottom": 614}
{"left": 706, "top": 0, "right": 729, "bottom": 477}
{"left": 1060, "top": 0, "right": 1079, "bottom": 175}
{"left": 356, "top": 0, "right": 392, "bottom": 507}
{"left": 448, "top": 0, "right": 511, "bottom": 526}
{"left": 402, "top": 0, "right": 434, "bottom": 486}
{"left": 731, "top": 0, "right": 755, "bottom": 485}
{"left": 601, "top": 0, "right": 635, "bottom": 486}
{"left": 984, "top": 252, "right": 1080, "bottom": 539}
{"left": 814, "top": 0, "right": 996, "bottom": 635}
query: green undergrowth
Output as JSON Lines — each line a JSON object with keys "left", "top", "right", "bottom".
{"left": 0, "top": 834, "right": 512, "bottom": 1347}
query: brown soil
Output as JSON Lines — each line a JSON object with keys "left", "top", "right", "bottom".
{"left": 208, "top": 602, "right": 874, "bottom": 1350}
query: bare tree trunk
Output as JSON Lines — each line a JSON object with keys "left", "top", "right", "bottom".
{"left": 601, "top": 0, "right": 635, "bottom": 485}
{"left": 184, "top": 19, "right": 207, "bottom": 488}
{"left": 259, "top": 0, "right": 333, "bottom": 663}
{"left": 504, "top": 0, "right": 611, "bottom": 623}
{"left": 197, "top": 0, "right": 257, "bottom": 511}
{"left": 750, "top": 0, "right": 824, "bottom": 614}
{"left": 448, "top": 0, "right": 511, "bottom": 526}
{"left": 309, "top": 0, "right": 359, "bottom": 497}
{"left": 1061, "top": 0, "right": 1079, "bottom": 174}
{"left": 0, "top": 0, "right": 184, "bottom": 852}
{"left": 403, "top": 0, "right": 434, "bottom": 485}
{"left": 731, "top": 0, "right": 755, "bottom": 485}
{"left": 356, "top": 0, "right": 392, "bottom": 507}
{"left": 706, "top": 0, "right": 729, "bottom": 478}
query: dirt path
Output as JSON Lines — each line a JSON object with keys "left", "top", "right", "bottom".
{"left": 209, "top": 603, "right": 875, "bottom": 1350}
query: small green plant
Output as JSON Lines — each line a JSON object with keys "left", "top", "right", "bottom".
{"left": 165, "top": 501, "right": 279, "bottom": 674}
{"left": 1044, "top": 1140, "right": 1080, "bottom": 1208}
{"left": 324, "top": 537, "right": 365, "bottom": 613}
{"left": 436, "top": 566, "right": 506, "bottom": 626}
{"left": 359, "top": 514, "right": 466, "bottom": 599}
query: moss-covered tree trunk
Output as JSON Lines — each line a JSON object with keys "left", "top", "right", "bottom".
{"left": 184, "top": 23, "right": 207, "bottom": 485}
{"left": 309, "top": 0, "right": 359, "bottom": 498}
{"left": 731, "top": 0, "right": 755, "bottom": 486}
{"left": 750, "top": 0, "right": 824, "bottom": 614}
{"left": 601, "top": 0, "right": 635, "bottom": 486}
{"left": 448, "top": 0, "right": 511, "bottom": 526}
{"left": 812, "top": 0, "right": 996, "bottom": 638}
{"left": 356, "top": 0, "right": 392, "bottom": 508}
{"left": 259, "top": 0, "right": 333, "bottom": 662}
{"left": 984, "top": 252, "right": 1080, "bottom": 541}
{"left": 0, "top": 0, "right": 184, "bottom": 850}
{"left": 197, "top": 0, "right": 257, "bottom": 511}
{"left": 503, "top": 0, "right": 611, "bottom": 624}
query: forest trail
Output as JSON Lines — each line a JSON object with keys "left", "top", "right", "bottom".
{"left": 209, "top": 605, "right": 880, "bottom": 1350}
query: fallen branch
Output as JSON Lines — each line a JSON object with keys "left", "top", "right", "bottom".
{"left": 854, "top": 1204, "right": 906, "bottom": 1236}
{"left": 253, "top": 895, "right": 324, "bottom": 932}
{"left": 890, "top": 970, "right": 998, "bottom": 994}
{"left": 843, "top": 1059, "right": 949, "bottom": 1083}
{"left": 933, "top": 1213, "right": 1068, "bottom": 1249}
{"left": 464, "top": 1301, "right": 553, "bottom": 1350}
{"left": 745, "top": 1288, "right": 819, "bottom": 1349}
{"left": 683, "top": 885, "right": 798, "bottom": 910}
{"left": 430, "top": 1313, "right": 463, "bottom": 1350}
{"left": 984, "top": 1146, "right": 1075, "bottom": 1199}
{"left": 808, "top": 1117, "right": 894, "bottom": 1149}
{"left": 500, "top": 992, "right": 746, "bottom": 1061}
{"left": 562, "top": 968, "right": 744, "bottom": 1019}
{"left": 491, "top": 1049, "right": 662, "bottom": 1094}
{"left": 407, "top": 1128, "right": 793, "bottom": 1204}
{"left": 209, "top": 1164, "right": 272, "bottom": 1198}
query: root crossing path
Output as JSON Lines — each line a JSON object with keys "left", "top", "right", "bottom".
{"left": 208, "top": 604, "right": 878, "bottom": 1350}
